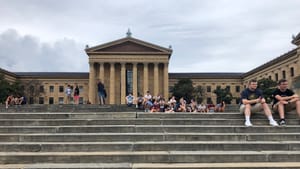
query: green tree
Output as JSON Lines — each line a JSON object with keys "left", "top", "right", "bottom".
{"left": 213, "top": 87, "right": 233, "bottom": 104}
{"left": 0, "top": 74, "right": 23, "bottom": 103}
{"left": 0, "top": 74, "right": 10, "bottom": 103}
{"left": 171, "top": 79, "right": 194, "bottom": 102}
{"left": 22, "top": 80, "right": 44, "bottom": 104}
{"left": 193, "top": 85, "right": 206, "bottom": 103}
{"left": 257, "top": 78, "right": 277, "bottom": 103}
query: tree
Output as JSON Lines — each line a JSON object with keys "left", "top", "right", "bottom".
{"left": 171, "top": 79, "right": 194, "bottom": 103}
{"left": 0, "top": 74, "right": 10, "bottom": 103}
{"left": 21, "top": 80, "right": 44, "bottom": 104}
{"left": 0, "top": 74, "right": 23, "bottom": 103}
{"left": 193, "top": 85, "right": 206, "bottom": 103}
{"left": 213, "top": 87, "right": 233, "bottom": 104}
{"left": 257, "top": 78, "right": 277, "bottom": 103}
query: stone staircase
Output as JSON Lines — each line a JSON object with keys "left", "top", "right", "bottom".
{"left": 0, "top": 105, "right": 300, "bottom": 168}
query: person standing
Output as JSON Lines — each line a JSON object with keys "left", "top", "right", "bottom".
{"left": 240, "top": 79, "right": 278, "bottom": 127}
{"left": 74, "top": 84, "right": 80, "bottom": 105}
{"left": 272, "top": 79, "right": 300, "bottom": 125}
{"left": 65, "top": 85, "right": 72, "bottom": 104}
{"left": 97, "top": 80, "right": 106, "bottom": 105}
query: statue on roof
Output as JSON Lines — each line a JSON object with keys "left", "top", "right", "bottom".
{"left": 126, "top": 28, "right": 132, "bottom": 37}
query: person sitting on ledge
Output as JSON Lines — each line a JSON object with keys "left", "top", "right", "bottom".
{"left": 215, "top": 101, "right": 226, "bottom": 112}
{"left": 240, "top": 79, "right": 278, "bottom": 127}
{"left": 125, "top": 93, "right": 135, "bottom": 107}
{"left": 5, "top": 94, "right": 15, "bottom": 109}
{"left": 272, "top": 79, "right": 300, "bottom": 126}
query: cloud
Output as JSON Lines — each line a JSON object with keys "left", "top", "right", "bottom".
{"left": 0, "top": 0, "right": 299, "bottom": 73}
{"left": 0, "top": 29, "right": 88, "bottom": 72}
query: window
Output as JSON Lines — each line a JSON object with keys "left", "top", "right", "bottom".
{"left": 40, "top": 86, "right": 44, "bottom": 93}
{"left": 29, "top": 97, "right": 34, "bottom": 104}
{"left": 275, "top": 73, "right": 278, "bottom": 81}
{"left": 49, "top": 86, "right": 54, "bottom": 93}
{"left": 206, "top": 86, "right": 211, "bottom": 92}
{"left": 79, "top": 86, "right": 84, "bottom": 92}
{"left": 290, "top": 67, "right": 294, "bottom": 77}
{"left": 58, "top": 97, "right": 64, "bottom": 104}
{"left": 30, "top": 86, "right": 34, "bottom": 93}
{"left": 126, "top": 70, "right": 133, "bottom": 95}
{"left": 235, "top": 86, "right": 240, "bottom": 93}
{"left": 207, "top": 97, "right": 212, "bottom": 104}
{"left": 49, "top": 97, "right": 54, "bottom": 104}
{"left": 282, "top": 70, "right": 286, "bottom": 79}
{"left": 59, "top": 86, "right": 64, "bottom": 93}
{"left": 226, "top": 86, "right": 230, "bottom": 92}
{"left": 39, "top": 97, "right": 44, "bottom": 104}
{"left": 268, "top": 76, "right": 272, "bottom": 80}
{"left": 216, "top": 86, "right": 221, "bottom": 90}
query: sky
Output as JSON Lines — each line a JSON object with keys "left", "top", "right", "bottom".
{"left": 0, "top": 0, "right": 300, "bottom": 73}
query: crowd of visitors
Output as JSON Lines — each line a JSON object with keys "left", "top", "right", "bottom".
{"left": 126, "top": 91, "right": 225, "bottom": 113}
{"left": 5, "top": 94, "right": 26, "bottom": 109}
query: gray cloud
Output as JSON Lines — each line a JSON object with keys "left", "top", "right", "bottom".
{"left": 0, "top": 29, "right": 88, "bottom": 72}
{"left": 0, "top": 0, "right": 299, "bottom": 72}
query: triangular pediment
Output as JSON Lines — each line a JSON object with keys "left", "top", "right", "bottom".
{"left": 85, "top": 37, "right": 172, "bottom": 55}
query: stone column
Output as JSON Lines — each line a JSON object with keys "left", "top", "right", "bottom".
{"left": 153, "top": 62, "right": 159, "bottom": 96}
{"left": 109, "top": 62, "right": 115, "bottom": 104}
{"left": 88, "top": 62, "right": 95, "bottom": 104}
{"left": 120, "top": 63, "right": 126, "bottom": 104}
{"left": 99, "top": 62, "right": 104, "bottom": 83}
{"left": 163, "top": 62, "right": 169, "bottom": 99}
{"left": 143, "top": 62, "right": 149, "bottom": 94}
{"left": 133, "top": 63, "right": 138, "bottom": 98}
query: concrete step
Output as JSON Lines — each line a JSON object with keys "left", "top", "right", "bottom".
{"left": 0, "top": 112, "right": 137, "bottom": 119}
{"left": 1, "top": 119, "right": 300, "bottom": 126}
{"left": 0, "top": 104, "right": 139, "bottom": 112}
{"left": 137, "top": 112, "right": 298, "bottom": 119}
{"left": 1, "top": 133, "right": 300, "bottom": 142}
{"left": 0, "top": 111, "right": 298, "bottom": 120}
{"left": 1, "top": 151, "right": 300, "bottom": 164}
{"left": 1, "top": 162, "right": 300, "bottom": 169}
{"left": 0, "top": 141, "right": 300, "bottom": 152}
{"left": 0, "top": 125, "right": 299, "bottom": 133}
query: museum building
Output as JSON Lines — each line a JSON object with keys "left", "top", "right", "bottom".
{"left": 1, "top": 31, "right": 300, "bottom": 105}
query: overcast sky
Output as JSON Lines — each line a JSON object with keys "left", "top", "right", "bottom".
{"left": 0, "top": 0, "right": 300, "bottom": 73}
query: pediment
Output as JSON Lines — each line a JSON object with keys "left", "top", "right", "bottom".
{"left": 85, "top": 37, "right": 172, "bottom": 55}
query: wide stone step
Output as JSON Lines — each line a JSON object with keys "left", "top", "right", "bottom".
{"left": 1, "top": 119, "right": 300, "bottom": 126}
{"left": 1, "top": 133, "right": 300, "bottom": 142}
{"left": 0, "top": 112, "right": 137, "bottom": 119}
{"left": 1, "top": 141, "right": 300, "bottom": 152}
{"left": 1, "top": 151, "right": 300, "bottom": 164}
{"left": 137, "top": 112, "right": 298, "bottom": 119}
{"left": 0, "top": 112, "right": 298, "bottom": 119}
{"left": 1, "top": 162, "right": 300, "bottom": 169}
{"left": 0, "top": 125, "right": 299, "bottom": 133}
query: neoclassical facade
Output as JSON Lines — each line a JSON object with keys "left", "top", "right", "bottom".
{"left": 85, "top": 34, "right": 172, "bottom": 104}
{"left": 1, "top": 32, "right": 300, "bottom": 105}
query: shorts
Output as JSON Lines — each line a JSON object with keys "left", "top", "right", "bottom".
{"left": 272, "top": 102, "right": 296, "bottom": 113}
{"left": 240, "top": 103, "right": 263, "bottom": 113}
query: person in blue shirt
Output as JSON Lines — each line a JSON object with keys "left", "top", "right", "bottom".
{"left": 240, "top": 79, "right": 278, "bottom": 127}
{"left": 125, "top": 93, "right": 135, "bottom": 107}
{"left": 97, "top": 79, "right": 106, "bottom": 105}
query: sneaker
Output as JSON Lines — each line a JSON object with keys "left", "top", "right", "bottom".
{"left": 245, "top": 121, "right": 253, "bottom": 127}
{"left": 269, "top": 120, "right": 279, "bottom": 126}
{"left": 278, "top": 119, "right": 286, "bottom": 126}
